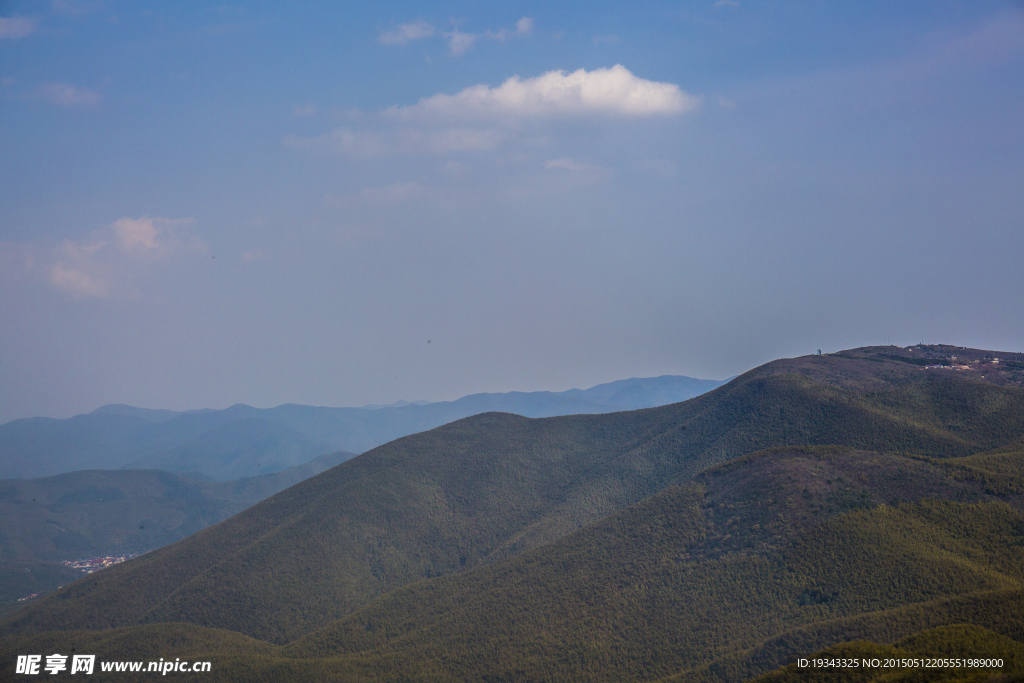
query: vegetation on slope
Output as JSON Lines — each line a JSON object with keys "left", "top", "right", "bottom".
{"left": 2, "top": 347, "right": 1023, "bottom": 682}
{"left": 676, "top": 590, "right": 1024, "bottom": 683}
{"left": 263, "top": 453, "right": 1022, "bottom": 682}
{"left": 4, "top": 446, "right": 1022, "bottom": 682}
{"left": 7, "top": 352, "right": 1023, "bottom": 644}
{"left": 0, "top": 451, "right": 353, "bottom": 605}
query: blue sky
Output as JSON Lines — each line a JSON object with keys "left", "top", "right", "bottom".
{"left": 1, "top": 0, "right": 1023, "bottom": 421}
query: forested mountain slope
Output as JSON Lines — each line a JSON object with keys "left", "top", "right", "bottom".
{"left": 0, "top": 450, "right": 354, "bottom": 606}
{"left": 2, "top": 345, "right": 1023, "bottom": 683}
{"left": 269, "top": 447, "right": 1023, "bottom": 682}
{"left": 3, "top": 445, "right": 1022, "bottom": 682}
{"left": 4, "top": 346, "right": 1022, "bottom": 642}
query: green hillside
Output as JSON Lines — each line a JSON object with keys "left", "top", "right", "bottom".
{"left": 2, "top": 346, "right": 1023, "bottom": 681}
{"left": 3, "top": 447, "right": 1021, "bottom": 682}
{"left": 0, "top": 470, "right": 244, "bottom": 563}
{"left": 0, "top": 450, "right": 354, "bottom": 606}
{"left": 677, "top": 590, "right": 1024, "bottom": 683}
{"left": 267, "top": 451, "right": 1023, "bottom": 683}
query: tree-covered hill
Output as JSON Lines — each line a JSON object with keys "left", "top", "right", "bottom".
{"left": 269, "top": 449, "right": 1023, "bottom": 682}
{"left": 3, "top": 446, "right": 1022, "bottom": 683}
{"left": 0, "top": 450, "right": 354, "bottom": 606}
{"left": 2, "top": 346, "right": 1023, "bottom": 682}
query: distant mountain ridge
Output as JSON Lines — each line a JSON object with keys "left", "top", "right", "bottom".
{"left": 0, "top": 374, "right": 726, "bottom": 480}
{"left": 88, "top": 404, "right": 194, "bottom": 422}
{"left": 2, "top": 344, "right": 1022, "bottom": 683}
{"left": 121, "top": 418, "right": 338, "bottom": 481}
{"left": 0, "top": 348, "right": 1019, "bottom": 683}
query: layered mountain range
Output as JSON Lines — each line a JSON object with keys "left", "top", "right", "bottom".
{"left": 2, "top": 345, "right": 1023, "bottom": 682}
{"left": 0, "top": 374, "right": 724, "bottom": 612}
{"left": 0, "top": 375, "right": 725, "bottom": 481}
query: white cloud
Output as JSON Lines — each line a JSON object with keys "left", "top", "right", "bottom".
{"left": 713, "top": 0, "right": 740, "bottom": 7}
{"left": 49, "top": 261, "right": 110, "bottom": 299}
{"left": 445, "top": 28, "right": 478, "bottom": 56}
{"left": 112, "top": 216, "right": 165, "bottom": 251}
{"left": 38, "top": 237, "right": 113, "bottom": 299}
{"left": 0, "top": 216, "right": 203, "bottom": 300}
{"left": 483, "top": 17, "right": 534, "bottom": 42}
{"left": 466, "top": 17, "right": 536, "bottom": 51}
{"left": 593, "top": 35, "right": 621, "bottom": 46}
{"left": 293, "top": 102, "right": 317, "bottom": 117}
{"left": 381, "top": 17, "right": 534, "bottom": 56}
{"left": 34, "top": 82, "right": 101, "bottom": 108}
{"left": 378, "top": 20, "right": 435, "bottom": 45}
{"left": 0, "top": 16, "right": 38, "bottom": 39}
{"left": 390, "top": 65, "right": 700, "bottom": 119}
{"left": 285, "top": 66, "right": 696, "bottom": 160}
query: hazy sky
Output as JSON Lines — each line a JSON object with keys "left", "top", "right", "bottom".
{"left": 2, "top": 1, "right": 1023, "bottom": 422}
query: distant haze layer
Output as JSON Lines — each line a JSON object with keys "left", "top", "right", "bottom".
{"left": 0, "top": 374, "right": 725, "bottom": 480}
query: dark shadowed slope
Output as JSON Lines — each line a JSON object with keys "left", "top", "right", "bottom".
{"left": 0, "top": 450, "right": 355, "bottom": 606}
{"left": 3, "top": 346, "right": 1022, "bottom": 647}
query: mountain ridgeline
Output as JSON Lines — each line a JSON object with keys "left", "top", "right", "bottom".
{"left": 2, "top": 345, "right": 1023, "bottom": 682}
{"left": 0, "top": 375, "right": 725, "bottom": 481}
